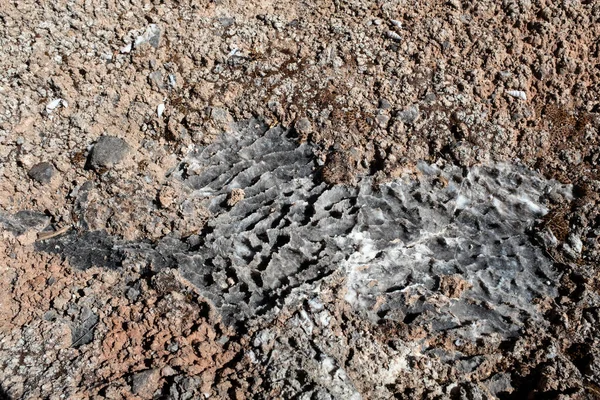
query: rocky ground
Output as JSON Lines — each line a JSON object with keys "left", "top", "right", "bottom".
{"left": 1, "top": 0, "right": 600, "bottom": 399}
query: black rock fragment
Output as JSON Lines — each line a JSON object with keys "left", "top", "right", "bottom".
{"left": 28, "top": 162, "right": 55, "bottom": 184}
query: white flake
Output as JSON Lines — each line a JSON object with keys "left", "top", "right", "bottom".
{"left": 120, "top": 43, "right": 132, "bottom": 53}
{"left": 386, "top": 31, "right": 402, "bottom": 41}
{"left": 45, "top": 98, "right": 68, "bottom": 114}
{"left": 506, "top": 90, "right": 527, "bottom": 101}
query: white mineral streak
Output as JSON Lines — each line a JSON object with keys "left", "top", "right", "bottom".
{"left": 506, "top": 90, "right": 527, "bottom": 100}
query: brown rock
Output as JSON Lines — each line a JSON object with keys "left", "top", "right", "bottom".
{"left": 439, "top": 275, "right": 472, "bottom": 299}
{"left": 227, "top": 188, "right": 245, "bottom": 207}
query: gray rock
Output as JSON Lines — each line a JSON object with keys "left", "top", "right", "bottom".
{"left": 378, "top": 98, "right": 392, "bottom": 110}
{"left": 567, "top": 233, "right": 583, "bottom": 254}
{"left": 135, "top": 24, "right": 161, "bottom": 49}
{"left": 35, "top": 230, "right": 124, "bottom": 270}
{"left": 210, "top": 107, "right": 232, "bottom": 125}
{"left": 484, "top": 373, "right": 514, "bottom": 396}
{"left": 167, "top": 120, "right": 565, "bottom": 336}
{"left": 0, "top": 210, "right": 49, "bottom": 235}
{"left": 88, "top": 136, "right": 130, "bottom": 170}
{"left": 295, "top": 117, "right": 312, "bottom": 135}
{"left": 168, "top": 74, "right": 177, "bottom": 89}
{"left": 148, "top": 70, "right": 164, "bottom": 89}
{"left": 28, "top": 162, "right": 55, "bottom": 184}
{"left": 375, "top": 113, "right": 390, "bottom": 127}
{"left": 454, "top": 383, "right": 486, "bottom": 400}
{"left": 397, "top": 105, "right": 419, "bottom": 124}
{"left": 34, "top": 120, "right": 578, "bottom": 398}
{"left": 167, "top": 376, "right": 203, "bottom": 400}
{"left": 125, "top": 286, "right": 140, "bottom": 302}
{"left": 131, "top": 369, "right": 160, "bottom": 397}
{"left": 70, "top": 306, "right": 98, "bottom": 347}
{"left": 218, "top": 17, "right": 235, "bottom": 27}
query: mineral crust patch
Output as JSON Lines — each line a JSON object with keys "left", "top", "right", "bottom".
{"left": 38, "top": 121, "right": 570, "bottom": 338}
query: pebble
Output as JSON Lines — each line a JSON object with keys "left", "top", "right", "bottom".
{"left": 126, "top": 287, "right": 140, "bottom": 302}
{"left": 506, "top": 90, "right": 527, "bottom": 101}
{"left": 148, "top": 71, "right": 164, "bottom": 88}
{"left": 131, "top": 369, "right": 161, "bottom": 397}
{"left": 378, "top": 98, "right": 392, "bottom": 110}
{"left": 28, "top": 162, "right": 55, "bottom": 184}
{"left": 218, "top": 17, "right": 235, "bottom": 27}
{"left": 397, "top": 106, "right": 419, "bottom": 124}
{"left": 295, "top": 117, "right": 313, "bottom": 135}
{"left": 210, "top": 107, "right": 231, "bottom": 124}
{"left": 88, "top": 136, "right": 130, "bottom": 170}
{"left": 376, "top": 113, "right": 390, "bottom": 127}
{"left": 135, "top": 24, "right": 161, "bottom": 49}
{"left": 45, "top": 98, "right": 68, "bottom": 114}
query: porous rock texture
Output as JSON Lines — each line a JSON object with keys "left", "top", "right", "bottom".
{"left": 2, "top": 0, "right": 600, "bottom": 399}
{"left": 168, "top": 122, "right": 568, "bottom": 340}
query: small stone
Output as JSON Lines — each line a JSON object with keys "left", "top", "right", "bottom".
{"left": 70, "top": 307, "right": 99, "bottom": 347}
{"left": 1, "top": 210, "right": 49, "bottom": 236}
{"left": 566, "top": 234, "right": 583, "bottom": 254}
{"left": 227, "top": 188, "right": 245, "bottom": 206}
{"left": 126, "top": 287, "right": 140, "bottom": 302}
{"left": 506, "top": 90, "right": 527, "bottom": 101}
{"left": 166, "top": 342, "right": 179, "bottom": 353}
{"left": 295, "top": 117, "right": 313, "bottom": 136}
{"left": 131, "top": 369, "right": 161, "bottom": 398}
{"left": 168, "top": 74, "right": 177, "bottom": 88}
{"left": 45, "top": 98, "right": 68, "bottom": 114}
{"left": 17, "top": 230, "right": 37, "bottom": 246}
{"left": 378, "top": 98, "right": 392, "bottom": 110}
{"left": 120, "top": 43, "right": 132, "bottom": 53}
{"left": 148, "top": 70, "right": 164, "bottom": 89}
{"left": 28, "top": 162, "right": 55, "bottom": 184}
{"left": 376, "top": 113, "right": 390, "bottom": 128}
{"left": 135, "top": 24, "right": 161, "bottom": 49}
{"left": 397, "top": 106, "right": 419, "bottom": 124}
{"left": 218, "top": 17, "right": 235, "bottom": 27}
{"left": 88, "top": 136, "right": 130, "bottom": 170}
